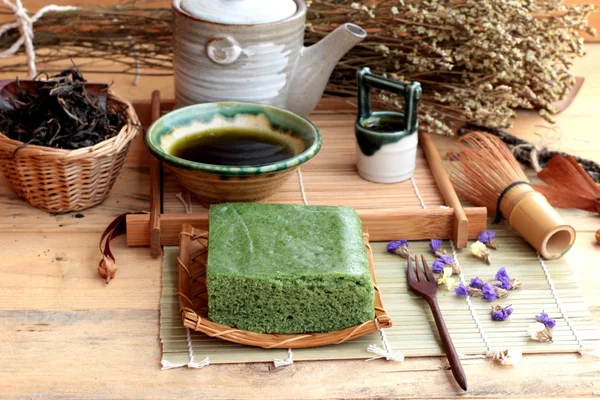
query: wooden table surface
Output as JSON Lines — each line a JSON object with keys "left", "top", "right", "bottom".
{"left": 0, "top": 43, "right": 599, "bottom": 399}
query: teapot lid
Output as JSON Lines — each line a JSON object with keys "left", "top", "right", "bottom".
{"left": 179, "top": 0, "right": 298, "bottom": 24}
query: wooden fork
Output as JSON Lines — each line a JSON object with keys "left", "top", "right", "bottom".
{"left": 407, "top": 254, "right": 468, "bottom": 391}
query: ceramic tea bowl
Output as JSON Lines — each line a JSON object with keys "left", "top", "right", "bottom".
{"left": 146, "top": 102, "right": 321, "bottom": 205}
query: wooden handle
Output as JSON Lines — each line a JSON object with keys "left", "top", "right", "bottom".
{"left": 420, "top": 132, "right": 470, "bottom": 248}
{"left": 149, "top": 90, "right": 163, "bottom": 258}
{"left": 427, "top": 297, "right": 468, "bottom": 391}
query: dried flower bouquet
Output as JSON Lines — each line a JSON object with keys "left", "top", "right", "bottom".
{"left": 0, "top": 0, "right": 596, "bottom": 134}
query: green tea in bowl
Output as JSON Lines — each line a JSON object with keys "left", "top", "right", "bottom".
{"left": 145, "top": 102, "right": 321, "bottom": 205}
{"left": 169, "top": 128, "right": 296, "bottom": 166}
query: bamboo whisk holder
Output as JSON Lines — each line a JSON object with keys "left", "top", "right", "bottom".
{"left": 500, "top": 185, "right": 575, "bottom": 259}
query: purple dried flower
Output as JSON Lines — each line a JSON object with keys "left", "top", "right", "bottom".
{"left": 491, "top": 305, "right": 513, "bottom": 321}
{"left": 482, "top": 282, "right": 498, "bottom": 301}
{"left": 535, "top": 311, "right": 556, "bottom": 329}
{"left": 495, "top": 267, "right": 512, "bottom": 290}
{"left": 469, "top": 277, "right": 484, "bottom": 290}
{"left": 432, "top": 255, "right": 455, "bottom": 274}
{"left": 429, "top": 239, "right": 442, "bottom": 254}
{"left": 491, "top": 310, "right": 505, "bottom": 321}
{"left": 478, "top": 230, "right": 498, "bottom": 249}
{"left": 387, "top": 240, "right": 408, "bottom": 254}
{"left": 455, "top": 283, "right": 469, "bottom": 296}
{"left": 478, "top": 231, "right": 496, "bottom": 243}
{"left": 495, "top": 267, "right": 509, "bottom": 281}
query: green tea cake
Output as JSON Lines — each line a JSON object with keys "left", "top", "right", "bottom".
{"left": 206, "top": 203, "right": 375, "bottom": 334}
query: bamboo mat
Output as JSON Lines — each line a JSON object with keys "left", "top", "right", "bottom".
{"left": 159, "top": 221, "right": 600, "bottom": 367}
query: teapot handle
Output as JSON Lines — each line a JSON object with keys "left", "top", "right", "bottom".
{"left": 356, "top": 67, "right": 421, "bottom": 132}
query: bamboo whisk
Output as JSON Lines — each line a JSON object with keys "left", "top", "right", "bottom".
{"left": 446, "top": 132, "right": 575, "bottom": 260}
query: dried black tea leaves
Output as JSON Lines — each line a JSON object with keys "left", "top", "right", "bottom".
{"left": 0, "top": 68, "right": 127, "bottom": 150}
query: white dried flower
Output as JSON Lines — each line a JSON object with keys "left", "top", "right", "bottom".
{"left": 436, "top": 266, "right": 455, "bottom": 291}
{"left": 487, "top": 348, "right": 522, "bottom": 366}
{"left": 527, "top": 322, "right": 553, "bottom": 342}
{"left": 470, "top": 241, "right": 491, "bottom": 265}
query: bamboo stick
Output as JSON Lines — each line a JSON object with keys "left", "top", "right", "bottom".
{"left": 149, "top": 90, "right": 162, "bottom": 258}
{"left": 419, "top": 132, "right": 470, "bottom": 248}
{"left": 177, "top": 224, "right": 194, "bottom": 316}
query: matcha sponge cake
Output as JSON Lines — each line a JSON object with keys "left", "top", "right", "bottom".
{"left": 206, "top": 203, "right": 375, "bottom": 334}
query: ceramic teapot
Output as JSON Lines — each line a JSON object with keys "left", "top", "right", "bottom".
{"left": 172, "top": 0, "right": 367, "bottom": 116}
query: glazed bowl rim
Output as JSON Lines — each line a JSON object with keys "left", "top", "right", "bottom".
{"left": 146, "top": 101, "right": 322, "bottom": 177}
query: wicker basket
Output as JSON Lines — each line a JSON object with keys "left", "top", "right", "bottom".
{"left": 177, "top": 225, "right": 392, "bottom": 349}
{"left": 0, "top": 90, "right": 140, "bottom": 213}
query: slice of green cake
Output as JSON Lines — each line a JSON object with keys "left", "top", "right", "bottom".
{"left": 206, "top": 203, "right": 375, "bottom": 334}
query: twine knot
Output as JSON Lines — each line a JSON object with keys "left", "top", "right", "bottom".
{"left": 0, "top": 0, "right": 78, "bottom": 78}
{"left": 273, "top": 348, "right": 294, "bottom": 368}
{"left": 98, "top": 256, "right": 117, "bottom": 284}
{"left": 511, "top": 128, "right": 562, "bottom": 173}
{"left": 366, "top": 329, "right": 404, "bottom": 362}
{"left": 366, "top": 343, "right": 405, "bottom": 362}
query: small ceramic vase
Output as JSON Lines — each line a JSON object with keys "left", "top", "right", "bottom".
{"left": 355, "top": 68, "right": 422, "bottom": 184}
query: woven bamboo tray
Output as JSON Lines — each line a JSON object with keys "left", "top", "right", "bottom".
{"left": 125, "top": 91, "right": 487, "bottom": 254}
{"left": 177, "top": 224, "right": 391, "bottom": 349}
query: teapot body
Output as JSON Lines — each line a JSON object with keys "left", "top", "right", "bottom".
{"left": 173, "top": 0, "right": 306, "bottom": 110}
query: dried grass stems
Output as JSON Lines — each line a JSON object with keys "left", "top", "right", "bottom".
{"left": 307, "top": 0, "right": 597, "bottom": 134}
{"left": 0, "top": 4, "right": 173, "bottom": 76}
{"left": 0, "top": 0, "right": 596, "bottom": 134}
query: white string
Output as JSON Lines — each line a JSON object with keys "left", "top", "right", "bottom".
{"left": 0, "top": 1, "right": 78, "bottom": 78}
{"left": 410, "top": 177, "right": 427, "bottom": 210}
{"left": 185, "top": 328, "right": 210, "bottom": 368}
{"left": 366, "top": 174, "right": 418, "bottom": 362}
{"left": 169, "top": 192, "right": 210, "bottom": 369}
{"left": 176, "top": 192, "right": 193, "bottom": 214}
{"left": 268, "top": 168, "right": 314, "bottom": 368}
{"left": 160, "top": 359, "right": 187, "bottom": 370}
{"left": 296, "top": 168, "right": 309, "bottom": 206}
{"left": 366, "top": 328, "right": 404, "bottom": 362}
{"left": 413, "top": 176, "right": 492, "bottom": 355}
{"left": 537, "top": 254, "right": 599, "bottom": 358}
{"left": 458, "top": 353, "right": 486, "bottom": 360}
{"left": 450, "top": 239, "right": 493, "bottom": 353}
{"left": 273, "top": 348, "right": 294, "bottom": 368}
{"left": 133, "top": 55, "right": 141, "bottom": 86}
{"left": 160, "top": 328, "right": 210, "bottom": 370}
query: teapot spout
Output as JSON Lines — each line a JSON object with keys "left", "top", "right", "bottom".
{"left": 286, "top": 23, "right": 367, "bottom": 116}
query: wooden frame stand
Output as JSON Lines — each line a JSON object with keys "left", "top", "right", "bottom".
{"left": 126, "top": 91, "right": 487, "bottom": 255}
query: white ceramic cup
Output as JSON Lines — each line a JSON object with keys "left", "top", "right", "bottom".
{"left": 356, "top": 132, "right": 418, "bottom": 183}
{"left": 355, "top": 68, "right": 422, "bottom": 184}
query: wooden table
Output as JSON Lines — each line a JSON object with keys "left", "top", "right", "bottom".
{"left": 0, "top": 45, "right": 598, "bottom": 399}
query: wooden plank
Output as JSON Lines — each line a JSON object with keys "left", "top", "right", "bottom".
{"left": 125, "top": 207, "right": 488, "bottom": 247}
{"left": 419, "top": 132, "right": 470, "bottom": 248}
{"left": 0, "top": 24, "right": 597, "bottom": 400}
